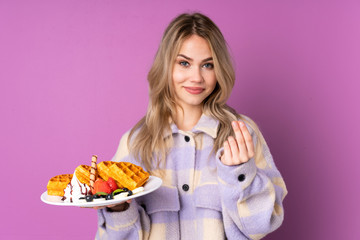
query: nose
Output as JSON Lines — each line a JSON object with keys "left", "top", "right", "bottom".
{"left": 190, "top": 66, "right": 204, "bottom": 83}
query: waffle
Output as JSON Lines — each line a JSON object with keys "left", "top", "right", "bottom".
{"left": 75, "top": 165, "right": 93, "bottom": 185}
{"left": 97, "top": 161, "right": 114, "bottom": 182}
{"left": 47, "top": 174, "right": 73, "bottom": 196}
{"left": 109, "top": 162, "right": 149, "bottom": 190}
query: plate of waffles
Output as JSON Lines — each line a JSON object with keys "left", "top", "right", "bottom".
{"left": 41, "top": 175, "right": 162, "bottom": 207}
{"left": 42, "top": 157, "right": 162, "bottom": 207}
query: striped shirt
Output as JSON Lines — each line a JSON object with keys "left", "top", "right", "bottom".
{"left": 96, "top": 114, "right": 287, "bottom": 240}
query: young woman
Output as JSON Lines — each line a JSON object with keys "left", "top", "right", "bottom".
{"left": 96, "top": 12, "right": 287, "bottom": 240}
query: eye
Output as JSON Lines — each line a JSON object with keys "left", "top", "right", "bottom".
{"left": 179, "top": 61, "right": 190, "bottom": 67}
{"left": 203, "top": 63, "right": 214, "bottom": 69}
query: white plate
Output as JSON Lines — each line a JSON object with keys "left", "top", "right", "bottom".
{"left": 41, "top": 176, "right": 162, "bottom": 208}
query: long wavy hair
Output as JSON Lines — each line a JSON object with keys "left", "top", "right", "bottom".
{"left": 128, "top": 12, "right": 264, "bottom": 172}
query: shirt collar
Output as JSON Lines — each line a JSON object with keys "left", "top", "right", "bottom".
{"left": 165, "top": 113, "right": 219, "bottom": 139}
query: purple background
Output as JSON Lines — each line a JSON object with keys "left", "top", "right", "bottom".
{"left": 1, "top": 0, "right": 359, "bottom": 239}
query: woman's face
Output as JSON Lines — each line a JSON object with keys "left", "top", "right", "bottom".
{"left": 172, "top": 35, "right": 217, "bottom": 110}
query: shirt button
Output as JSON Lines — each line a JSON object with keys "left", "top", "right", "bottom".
{"left": 184, "top": 136, "right": 190, "bottom": 142}
{"left": 182, "top": 184, "right": 189, "bottom": 191}
{"left": 238, "top": 174, "right": 246, "bottom": 182}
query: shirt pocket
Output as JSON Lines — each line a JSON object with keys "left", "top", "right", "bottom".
{"left": 194, "top": 183, "right": 222, "bottom": 212}
{"left": 139, "top": 185, "right": 180, "bottom": 214}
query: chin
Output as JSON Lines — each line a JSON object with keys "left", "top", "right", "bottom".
{"left": 185, "top": 100, "right": 205, "bottom": 107}
{"left": 176, "top": 94, "right": 208, "bottom": 108}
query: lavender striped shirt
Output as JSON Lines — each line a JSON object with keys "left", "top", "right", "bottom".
{"left": 96, "top": 114, "right": 287, "bottom": 240}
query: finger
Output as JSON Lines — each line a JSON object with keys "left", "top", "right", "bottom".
{"left": 92, "top": 206, "right": 106, "bottom": 210}
{"left": 228, "top": 136, "right": 240, "bottom": 164}
{"left": 232, "top": 121, "right": 248, "bottom": 162}
{"left": 222, "top": 140, "right": 232, "bottom": 165}
{"left": 232, "top": 121, "right": 245, "bottom": 148}
{"left": 239, "top": 121, "right": 255, "bottom": 158}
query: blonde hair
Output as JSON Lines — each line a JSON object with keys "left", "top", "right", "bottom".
{"left": 128, "top": 12, "right": 264, "bottom": 171}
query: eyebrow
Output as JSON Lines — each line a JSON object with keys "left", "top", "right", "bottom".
{"left": 177, "top": 54, "right": 213, "bottom": 62}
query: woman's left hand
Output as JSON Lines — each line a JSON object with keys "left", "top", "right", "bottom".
{"left": 220, "top": 121, "right": 255, "bottom": 166}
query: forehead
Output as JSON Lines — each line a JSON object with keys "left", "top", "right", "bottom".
{"left": 178, "top": 35, "right": 212, "bottom": 58}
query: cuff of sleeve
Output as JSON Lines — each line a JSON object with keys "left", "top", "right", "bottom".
{"left": 99, "top": 202, "right": 139, "bottom": 229}
{"left": 216, "top": 153, "right": 257, "bottom": 190}
{"left": 215, "top": 147, "right": 224, "bottom": 161}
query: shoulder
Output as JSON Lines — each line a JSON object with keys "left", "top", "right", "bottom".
{"left": 112, "top": 121, "right": 145, "bottom": 162}
{"left": 112, "top": 130, "right": 131, "bottom": 162}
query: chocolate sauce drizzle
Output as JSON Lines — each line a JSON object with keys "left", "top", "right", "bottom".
{"left": 61, "top": 178, "right": 89, "bottom": 203}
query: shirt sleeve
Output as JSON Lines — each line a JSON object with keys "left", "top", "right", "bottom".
{"left": 215, "top": 124, "right": 287, "bottom": 240}
{"left": 95, "top": 131, "right": 151, "bottom": 240}
{"left": 96, "top": 201, "right": 150, "bottom": 240}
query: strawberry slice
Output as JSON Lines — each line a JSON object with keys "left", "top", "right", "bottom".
{"left": 93, "top": 179, "right": 112, "bottom": 195}
{"left": 107, "top": 177, "right": 118, "bottom": 192}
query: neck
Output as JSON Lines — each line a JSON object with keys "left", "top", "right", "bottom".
{"left": 173, "top": 104, "right": 203, "bottom": 131}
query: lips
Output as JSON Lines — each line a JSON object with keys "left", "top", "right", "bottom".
{"left": 184, "top": 87, "right": 205, "bottom": 94}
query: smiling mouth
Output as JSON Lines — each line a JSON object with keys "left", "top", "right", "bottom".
{"left": 184, "top": 87, "right": 205, "bottom": 94}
